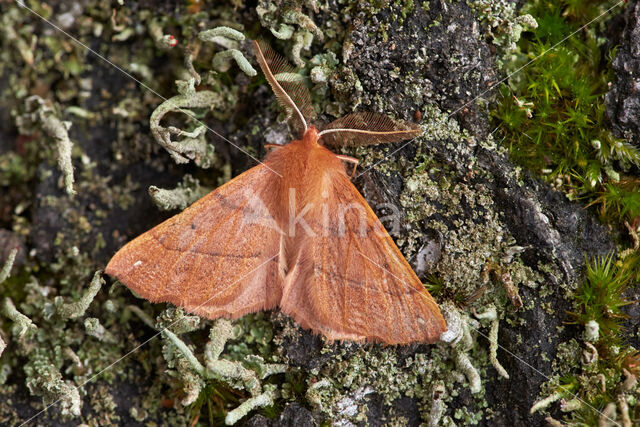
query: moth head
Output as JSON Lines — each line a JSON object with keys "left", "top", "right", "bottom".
{"left": 302, "top": 126, "right": 320, "bottom": 146}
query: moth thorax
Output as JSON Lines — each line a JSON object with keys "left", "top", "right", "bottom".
{"left": 302, "top": 126, "right": 320, "bottom": 146}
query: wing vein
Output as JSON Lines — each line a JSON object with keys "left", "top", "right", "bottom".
{"left": 342, "top": 232, "right": 353, "bottom": 334}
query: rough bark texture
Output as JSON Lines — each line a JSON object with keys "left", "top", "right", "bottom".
{"left": 606, "top": 1, "right": 640, "bottom": 144}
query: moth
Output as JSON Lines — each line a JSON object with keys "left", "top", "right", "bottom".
{"left": 106, "top": 40, "right": 446, "bottom": 344}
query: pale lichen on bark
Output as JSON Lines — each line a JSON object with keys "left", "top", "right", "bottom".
{"left": 55, "top": 270, "right": 103, "bottom": 319}
{"left": 0, "top": 249, "right": 17, "bottom": 285}
{"left": 198, "top": 26, "right": 257, "bottom": 76}
{"left": 17, "top": 96, "right": 76, "bottom": 196}
{"left": 129, "top": 306, "right": 286, "bottom": 424}
{"left": 149, "top": 174, "right": 211, "bottom": 211}
{"left": 2, "top": 297, "right": 37, "bottom": 339}
{"left": 149, "top": 79, "right": 224, "bottom": 167}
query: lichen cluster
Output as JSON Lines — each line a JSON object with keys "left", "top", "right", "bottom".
{"left": 0, "top": 1, "right": 277, "bottom": 424}
{"left": 468, "top": 0, "right": 538, "bottom": 66}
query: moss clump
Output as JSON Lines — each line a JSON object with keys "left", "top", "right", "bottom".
{"left": 590, "top": 178, "right": 640, "bottom": 230}
{"left": 545, "top": 251, "right": 639, "bottom": 422}
{"left": 493, "top": 0, "right": 640, "bottom": 225}
{"left": 568, "top": 253, "right": 639, "bottom": 346}
{"left": 494, "top": 2, "right": 640, "bottom": 423}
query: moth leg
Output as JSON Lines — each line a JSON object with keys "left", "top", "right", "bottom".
{"left": 264, "top": 144, "right": 283, "bottom": 153}
{"left": 336, "top": 155, "right": 359, "bottom": 178}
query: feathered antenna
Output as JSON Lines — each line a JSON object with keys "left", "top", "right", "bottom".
{"left": 318, "top": 112, "right": 422, "bottom": 146}
{"left": 252, "top": 40, "right": 315, "bottom": 137}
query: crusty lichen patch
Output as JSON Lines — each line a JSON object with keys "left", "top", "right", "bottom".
{"left": 296, "top": 338, "right": 490, "bottom": 425}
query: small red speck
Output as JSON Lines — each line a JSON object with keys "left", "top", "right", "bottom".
{"left": 311, "top": 377, "right": 317, "bottom": 383}
{"left": 15, "top": 134, "right": 36, "bottom": 156}
{"left": 169, "top": 35, "right": 178, "bottom": 47}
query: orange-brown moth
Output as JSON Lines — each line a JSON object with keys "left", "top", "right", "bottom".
{"left": 105, "top": 40, "right": 446, "bottom": 344}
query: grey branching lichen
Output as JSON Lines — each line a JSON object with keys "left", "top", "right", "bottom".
{"left": 198, "top": 26, "right": 245, "bottom": 44}
{"left": 440, "top": 304, "right": 482, "bottom": 393}
{"left": 426, "top": 381, "right": 447, "bottom": 427}
{"left": 148, "top": 18, "right": 179, "bottom": 50}
{"left": 198, "top": 26, "right": 257, "bottom": 76}
{"left": 149, "top": 78, "right": 225, "bottom": 167}
{"left": 149, "top": 78, "right": 222, "bottom": 167}
{"left": 17, "top": 96, "right": 76, "bottom": 196}
{"left": 55, "top": 270, "right": 104, "bottom": 319}
{"left": 129, "top": 307, "right": 286, "bottom": 425}
{"left": 1, "top": 8, "right": 34, "bottom": 66}
{"left": 530, "top": 390, "right": 563, "bottom": 414}
{"left": 24, "top": 354, "right": 82, "bottom": 418}
{"left": 201, "top": 320, "right": 286, "bottom": 425}
{"left": 2, "top": 297, "right": 37, "bottom": 339}
{"left": 84, "top": 317, "right": 117, "bottom": 343}
{"left": 128, "top": 305, "right": 206, "bottom": 405}
{"left": 149, "top": 174, "right": 210, "bottom": 211}
{"left": 0, "top": 248, "right": 12, "bottom": 357}
{"left": 256, "top": 1, "right": 323, "bottom": 66}
{"left": 225, "top": 384, "right": 278, "bottom": 425}
{"left": 474, "top": 306, "right": 509, "bottom": 379}
{"left": 454, "top": 350, "right": 482, "bottom": 394}
{"left": 0, "top": 248, "right": 17, "bottom": 285}
{"left": 0, "top": 267, "right": 110, "bottom": 421}
{"left": 212, "top": 49, "right": 257, "bottom": 76}
{"left": 150, "top": 25, "right": 257, "bottom": 170}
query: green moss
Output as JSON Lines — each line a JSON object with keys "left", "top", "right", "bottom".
{"left": 188, "top": 381, "right": 243, "bottom": 426}
{"left": 493, "top": 0, "right": 639, "bottom": 224}
{"left": 398, "top": 0, "right": 416, "bottom": 24}
{"left": 494, "top": 3, "right": 640, "bottom": 423}
{"left": 590, "top": 179, "right": 640, "bottom": 225}
{"left": 568, "top": 253, "right": 639, "bottom": 345}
